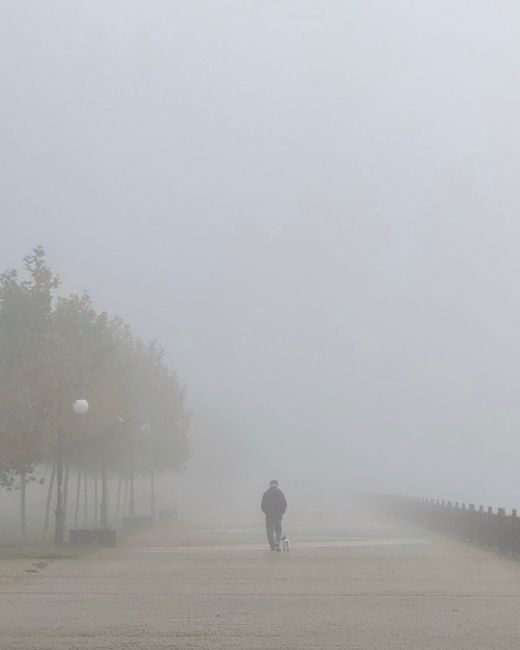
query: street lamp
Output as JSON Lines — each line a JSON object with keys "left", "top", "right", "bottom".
{"left": 128, "top": 424, "right": 152, "bottom": 519}
{"left": 99, "top": 414, "right": 125, "bottom": 528}
{"left": 141, "top": 424, "right": 156, "bottom": 520}
{"left": 72, "top": 399, "right": 89, "bottom": 415}
{"left": 54, "top": 398, "right": 89, "bottom": 545}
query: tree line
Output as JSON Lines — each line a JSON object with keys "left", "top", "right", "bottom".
{"left": 0, "top": 246, "right": 190, "bottom": 540}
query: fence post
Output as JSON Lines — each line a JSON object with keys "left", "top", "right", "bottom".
{"left": 512, "top": 509, "right": 520, "bottom": 556}
{"left": 496, "top": 508, "right": 507, "bottom": 552}
{"left": 468, "top": 504, "right": 475, "bottom": 542}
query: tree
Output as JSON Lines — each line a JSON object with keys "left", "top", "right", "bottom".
{"left": 0, "top": 246, "right": 60, "bottom": 538}
{"left": 124, "top": 340, "right": 191, "bottom": 518}
{"left": 0, "top": 247, "right": 191, "bottom": 540}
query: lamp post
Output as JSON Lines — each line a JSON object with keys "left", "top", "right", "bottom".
{"left": 54, "top": 399, "right": 89, "bottom": 544}
{"left": 141, "top": 425, "right": 155, "bottom": 520}
{"left": 99, "top": 414, "right": 125, "bottom": 528}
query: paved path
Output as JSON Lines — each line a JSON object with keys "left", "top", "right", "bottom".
{"left": 2, "top": 522, "right": 520, "bottom": 649}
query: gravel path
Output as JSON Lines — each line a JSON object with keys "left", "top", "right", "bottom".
{"left": 2, "top": 525, "right": 520, "bottom": 649}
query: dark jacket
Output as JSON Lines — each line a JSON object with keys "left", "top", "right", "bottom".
{"left": 261, "top": 486, "right": 287, "bottom": 519}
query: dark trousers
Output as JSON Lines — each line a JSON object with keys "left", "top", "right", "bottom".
{"left": 266, "top": 515, "right": 282, "bottom": 548}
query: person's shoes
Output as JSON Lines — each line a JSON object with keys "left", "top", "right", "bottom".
{"left": 270, "top": 545, "right": 276, "bottom": 551}
{"left": 275, "top": 543, "right": 281, "bottom": 552}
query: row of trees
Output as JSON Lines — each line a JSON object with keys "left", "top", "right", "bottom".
{"left": 0, "top": 246, "right": 190, "bottom": 540}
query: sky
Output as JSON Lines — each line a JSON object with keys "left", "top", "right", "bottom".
{"left": 2, "top": 1, "right": 520, "bottom": 515}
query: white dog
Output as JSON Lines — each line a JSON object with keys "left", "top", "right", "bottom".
{"left": 282, "top": 536, "right": 290, "bottom": 552}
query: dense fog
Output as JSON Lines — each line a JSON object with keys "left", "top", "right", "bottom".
{"left": 2, "top": 1, "right": 520, "bottom": 521}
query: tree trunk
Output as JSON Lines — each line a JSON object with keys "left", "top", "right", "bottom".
{"left": 94, "top": 472, "right": 99, "bottom": 526}
{"left": 20, "top": 470, "right": 27, "bottom": 542}
{"left": 100, "top": 464, "right": 109, "bottom": 527}
{"left": 43, "top": 464, "right": 56, "bottom": 535}
{"left": 129, "top": 472, "right": 135, "bottom": 517}
{"left": 123, "top": 476, "right": 129, "bottom": 516}
{"left": 83, "top": 472, "right": 88, "bottom": 525}
{"left": 150, "top": 469, "right": 156, "bottom": 520}
{"left": 54, "top": 433, "right": 65, "bottom": 545}
{"left": 74, "top": 469, "right": 81, "bottom": 529}
{"left": 115, "top": 476, "right": 122, "bottom": 523}
{"left": 63, "top": 465, "right": 70, "bottom": 530}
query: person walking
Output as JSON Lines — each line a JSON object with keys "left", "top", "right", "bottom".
{"left": 261, "top": 480, "right": 287, "bottom": 551}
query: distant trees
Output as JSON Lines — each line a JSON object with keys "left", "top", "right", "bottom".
{"left": 0, "top": 247, "right": 190, "bottom": 540}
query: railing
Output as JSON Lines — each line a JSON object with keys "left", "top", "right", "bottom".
{"left": 376, "top": 494, "right": 520, "bottom": 556}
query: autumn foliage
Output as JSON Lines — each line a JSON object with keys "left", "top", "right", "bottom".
{"left": 0, "top": 247, "right": 190, "bottom": 538}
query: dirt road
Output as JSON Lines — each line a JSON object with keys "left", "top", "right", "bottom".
{"left": 2, "top": 522, "right": 520, "bottom": 649}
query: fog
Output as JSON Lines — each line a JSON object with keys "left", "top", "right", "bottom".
{"left": 2, "top": 1, "right": 520, "bottom": 519}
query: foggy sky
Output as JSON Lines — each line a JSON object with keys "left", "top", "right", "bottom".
{"left": 2, "top": 1, "right": 520, "bottom": 513}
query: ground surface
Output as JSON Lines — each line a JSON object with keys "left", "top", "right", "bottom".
{"left": 2, "top": 518, "right": 520, "bottom": 649}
